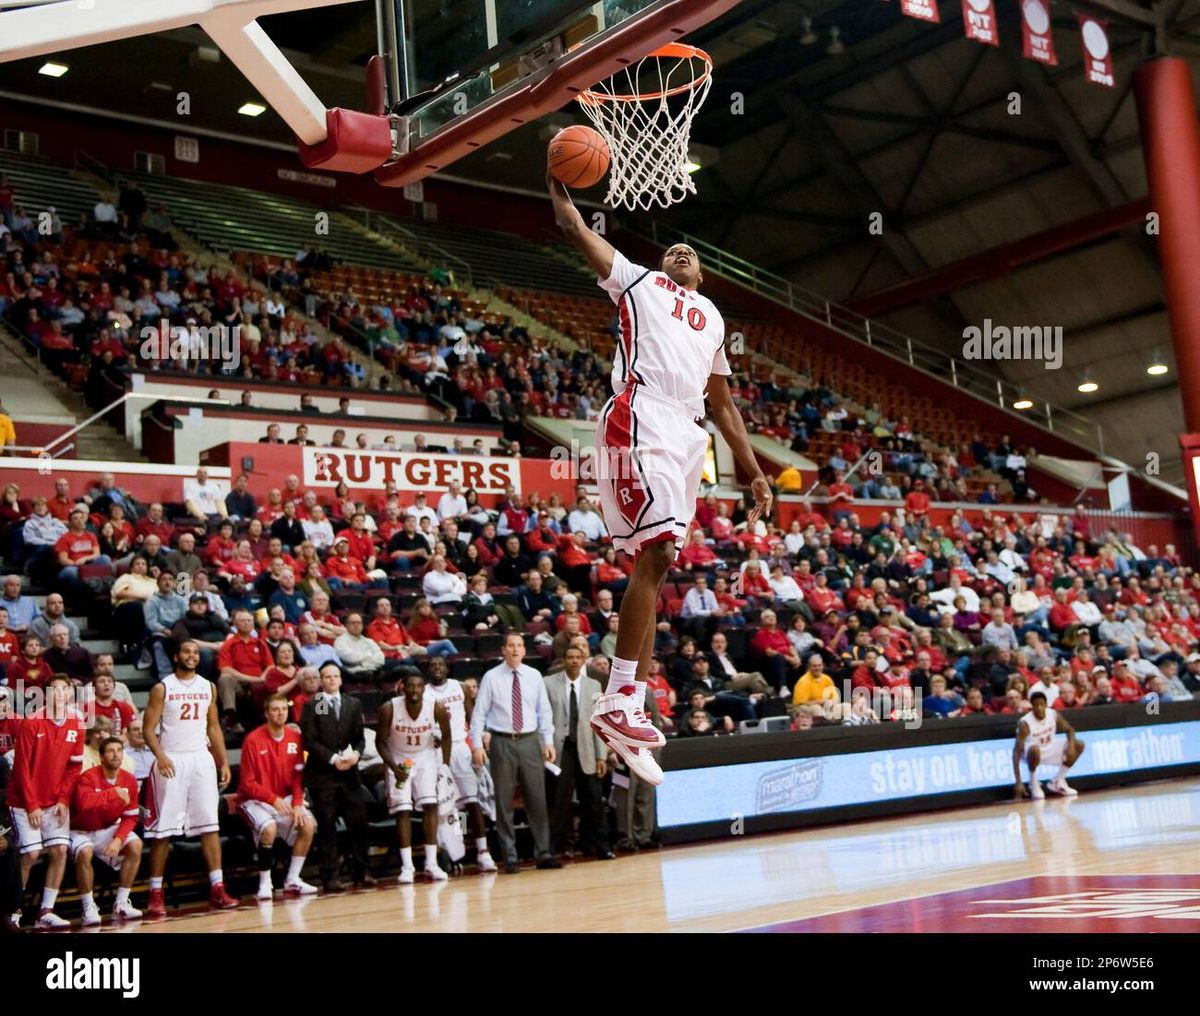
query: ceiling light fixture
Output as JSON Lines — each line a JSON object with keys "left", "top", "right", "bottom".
{"left": 238, "top": 102, "right": 267, "bottom": 117}
{"left": 38, "top": 62, "right": 68, "bottom": 78}
{"left": 1077, "top": 380, "right": 1099, "bottom": 394}
{"left": 1013, "top": 397, "right": 1034, "bottom": 410}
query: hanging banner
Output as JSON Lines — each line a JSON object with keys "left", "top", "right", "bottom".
{"left": 1077, "top": 12, "right": 1115, "bottom": 87}
{"left": 900, "top": 0, "right": 940, "bottom": 23}
{"left": 1020, "top": 0, "right": 1057, "bottom": 65}
{"left": 962, "top": 0, "right": 999, "bottom": 46}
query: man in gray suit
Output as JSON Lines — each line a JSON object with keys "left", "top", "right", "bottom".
{"left": 544, "top": 642, "right": 613, "bottom": 860}
{"left": 471, "top": 632, "right": 561, "bottom": 874}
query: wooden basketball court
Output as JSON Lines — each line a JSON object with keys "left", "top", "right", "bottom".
{"left": 120, "top": 776, "right": 1200, "bottom": 934}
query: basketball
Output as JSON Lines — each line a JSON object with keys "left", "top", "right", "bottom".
{"left": 547, "top": 125, "right": 610, "bottom": 188}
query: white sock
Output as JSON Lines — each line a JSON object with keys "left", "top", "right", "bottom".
{"left": 607, "top": 657, "right": 638, "bottom": 695}
{"left": 81, "top": 892, "right": 94, "bottom": 909}
{"left": 475, "top": 837, "right": 489, "bottom": 855}
{"left": 287, "top": 855, "right": 306, "bottom": 883}
{"left": 208, "top": 869, "right": 223, "bottom": 887}
{"left": 1054, "top": 763, "right": 1069, "bottom": 781}
{"left": 41, "top": 888, "right": 58, "bottom": 910}
{"left": 424, "top": 844, "right": 439, "bottom": 868}
{"left": 633, "top": 681, "right": 647, "bottom": 711}
{"left": 400, "top": 846, "right": 413, "bottom": 869}
{"left": 150, "top": 876, "right": 164, "bottom": 891}
{"left": 115, "top": 888, "right": 130, "bottom": 907}
{"left": 258, "top": 871, "right": 272, "bottom": 890}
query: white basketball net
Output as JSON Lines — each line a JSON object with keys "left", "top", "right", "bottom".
{"left": 576, "top": 44, "right": 713, "bottom": 211}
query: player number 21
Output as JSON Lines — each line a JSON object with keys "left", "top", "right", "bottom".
{"left": 671, "top": 297, "right": 706, "bottom": 331}
{"left": 180, "top": 703, "right": 201, "bottom": 721}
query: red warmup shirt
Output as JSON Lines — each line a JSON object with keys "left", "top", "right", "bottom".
{"left": 237, "top": 724, "right": 304, "bottom": 807}
{"left": 55, "top": 530, "right": 100, "bottom": 564}
{"left": 71, "top": 765, "right": 139, "bottom": 838}
{"left": 217, "top": 633, "right": 271, "bottom": 677}
{"left": 7, "top": 712, "right": 85, "bottom": 811}
{"left": 92, "top": 698, "right": 136, "bottom": 737}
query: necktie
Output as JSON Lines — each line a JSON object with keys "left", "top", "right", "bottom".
{"left": 568, "top": 681, "right": 578, "bottom": 739}
{"left": 511, "top": 669, "right": 523, "bottom": 733}
{"left": 331, "top": 695, "right": 340, "bottom": 720}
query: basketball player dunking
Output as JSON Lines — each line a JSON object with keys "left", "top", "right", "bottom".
{"left": 377, "top": 672, "right": 453, "bottom": 883}
{"left": 1013, "top": 691, "right": 1086, "bottom": 800}
{"left": 549, "top": 175, "right": 772, "bottom": 785}
{"left": 142, "top": 640, "right": 239, "bottom": 917}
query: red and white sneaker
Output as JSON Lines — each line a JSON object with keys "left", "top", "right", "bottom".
{"left": 591, "top": 685, "right": 666, "bottom": 751}
{"left": 605, "top": 737, "right": 664, "bottom": 787}
{"left": 35, "top": 909, "right": 70, "bottom": 931}
{"left": 146, "top": 888, "right": 167, "bottom": 919}
{"left": 282, "top": 879, "right": 319, "bottom": 898}
{"left": 209, "top": 883, "right": 239, "bottom": 910}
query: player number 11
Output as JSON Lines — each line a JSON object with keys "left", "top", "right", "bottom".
{"left": 670, "top": 297, "right": 707, "bottom": 331}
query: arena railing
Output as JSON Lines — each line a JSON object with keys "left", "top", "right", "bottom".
{"left": 341, "top": 206, "right": 480, "bottom": 291}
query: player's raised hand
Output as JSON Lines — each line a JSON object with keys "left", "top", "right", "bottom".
{"left": 745, "top": 475, "right": 773, "bottom": 527}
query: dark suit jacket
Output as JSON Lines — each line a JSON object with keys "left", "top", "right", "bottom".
{"left": 301, "top": 693, "right": 366, "bottom": 788}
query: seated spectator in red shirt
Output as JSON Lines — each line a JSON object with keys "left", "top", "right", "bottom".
{"left": 678, "top": 529, "right": 721, "bottom": 571}
{"left": 324, "top": 537, "right": 378, "bottom": 591}
{"left": 739, "top": 560, "right": 771, "bottom": 599}
{"left": 904, "top": 480, "right": 931, "bottom": 517}
{"left": 8, "top": 633, "right": 50, "bottom": 690}
{"left": 300, "top": 590, "right": 345, "bottom": 644}
{"left": 134, "top": 502, "right": 173, "bottom": 547}
{"left": 473, "top": 523, "right": 502, "bottom": 569}
{"left": 366, "top": 597, "right": 426, "bottom": 661}
{"left": 525, "top": 512, "right": 559, "bottom": 556}
{"left": 1109, "top": 661, "right": 1143, "bottom": 703}
{"left": 216, "top": 608, "right": 271, "bottom": 734}
{"left": 87, "top": 672, "right": 135, "bottom": 737}
{"left": 555, "top": 531, "right": 595, "bottom": 593}
{"left": 203, "top": 521, "right": 237, "bottom": 568}
{"left": 827, "top": 473, "right": 855, "bottom": 503}
{"left": 1048, "top": 588, "right": 1077, "bottom": 633}
{"left": 751, "top": 608, "right": 803, "bottom": 693}
{"left": 806, "top": 574, "right": 844, "bottom": 615}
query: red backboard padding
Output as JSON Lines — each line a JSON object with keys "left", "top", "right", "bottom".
{"left": 297, "top": 108, "right": 392, "bottom": 174}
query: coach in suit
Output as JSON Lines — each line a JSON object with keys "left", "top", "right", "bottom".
{"left": 544, "top": 643, "right": 612, "bottom": 859}
{"left": 301, "top": 662, "right": 375, "bottom": 892}
{"left": 471, "top": 632, "right": 561, "bottom": 874}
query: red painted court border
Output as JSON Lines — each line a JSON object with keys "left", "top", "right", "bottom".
{"left": 742, "top": 875, "right": 1200, "bottom": 933}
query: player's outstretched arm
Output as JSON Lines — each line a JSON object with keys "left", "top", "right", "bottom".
{"left": 547, "top": 173, "right": 614, "bottom": 280}
{"left": 706, "top": 373, "right": 772, "bottom": 525}
{"left": 206, "top": 698, "right": 231, "bottom": 788}
{"left": 1012, "top": 725, "right": 1029, "bottom": 797}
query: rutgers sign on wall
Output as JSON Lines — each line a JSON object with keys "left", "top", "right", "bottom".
{"left": 303, "top": 448, "right": 521, "bottom": 494}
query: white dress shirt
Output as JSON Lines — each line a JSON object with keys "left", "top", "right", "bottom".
{"left": 682, "top": 585, "right": 718, "bottom": 618}
{"left": 471, "top": 662, "right": 555, "bottom": 745}
{"left": 437, "top": 493, "right": 467, "bottom": 520}
{"left": 423, "top": 568, "right": 467, "bottom": 604}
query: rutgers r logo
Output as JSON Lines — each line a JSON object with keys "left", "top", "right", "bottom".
{"left": 618, "top": 487, "right": 634, "bottom": 506}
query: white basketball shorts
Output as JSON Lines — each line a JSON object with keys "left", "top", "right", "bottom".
{"left": 597, "top": 385, "right": 708, "bottom": 558}
{"left": 448, "top": 741, "right": 478, "bottom": 805}
{"left": 70, "top": 825, "right": 141, "bottom": 870}
{"left": 1027, "top": 737, "right": 1066, "bottom": 772}
{"left": 239, "top": 799, "right": 313, "bottom": 847}
{"left": 12, "top": 805, "right": 70, "bottom": 854}
{"left": 385, "top": 752, "right": 439, "bottom": 813}
{"left": 144, "top": 750, "right": 220, "bottom": 839}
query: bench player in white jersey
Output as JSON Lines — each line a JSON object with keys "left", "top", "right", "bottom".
{"left": 549, "top": 174, "right": 771, "bottom": 787}
{"left": 141, "top": 639, "right": 239, "bottom": 917}
{"left": 424, "top": 655, "right": 498, "bottom": 872}
{"left": 376, "top": 672, "right": 453, "bottom": 883}
{"left": 1013, "top": 691, "right": 1086, "bottom": 800}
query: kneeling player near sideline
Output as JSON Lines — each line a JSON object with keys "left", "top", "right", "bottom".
{"left": 1013, "top": 691, "right": 1085, "bottom": 800}
{"left": 237, "top": 693, "right": 318, "bottom": 900}
{"left": 549, "top": 174, "right": 771, "bottom": 787}
{"left": 377, "top": 673, "right": 453, "bottom": 883}
{"left": 8, "top": 673, "right": 84, "bottom": 930}
{"left": 70, "top": 735, "right": 143, "bottom": 925}
{"left": 424, "top": 656, "right": 497, "bottom": 872}
{"left": 142, "top": 640, "right": 239, "bottom": 916}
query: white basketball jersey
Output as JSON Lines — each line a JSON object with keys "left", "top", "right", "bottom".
{"left": 386, "top": 694, "right": 437, "bottom": 762}
{"left": 600, "top": 250, "right": 729, "bottom": 417}
{"left": 1018, "top": 708, "right": 1057, "bottom": 748}
{"left": 426, "top": 679, "right": 467, "bottom": 745}
{"left": 158, "top": 673, "right": 212, "bottom": 753}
